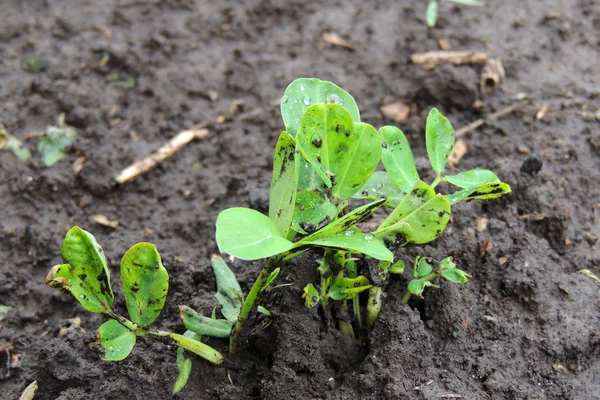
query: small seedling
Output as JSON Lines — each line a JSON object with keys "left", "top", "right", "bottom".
{"left": 426, "top": 0, "right": 484, "bottom": 28}
{"left": 216, "top": 78, "right": 510, "bottom": 345}
{"left": 45, "top": 227, "right": 223, "bottom": 390}
{"left": 38, "top": 113, "right": 77, "bottom": 166}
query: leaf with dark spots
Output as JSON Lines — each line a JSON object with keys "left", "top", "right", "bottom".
{"left": 121, "top": 243, "right": 169, "bottom": 327}
{"left": 268, "top": 131, "right": 298, "bottom": 237}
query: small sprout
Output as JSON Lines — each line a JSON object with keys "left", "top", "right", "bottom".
{"left": 0, "top": 305, "right": 11, "bottom": 321}
{"left": 0, "top": 124, "right": 31, "bottom": 161}
{"left": 21, "top": 54, "right": 47, "bottom": 73}
{"left": 261, "top": 268, "right": 281, "bottom": 293}
{"left": 388, "top": 260, "right": 406, "bottom": 274}
{"left": 38, "top": 114, "right": 77, "bottom": 166}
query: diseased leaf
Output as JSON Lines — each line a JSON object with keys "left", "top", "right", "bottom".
{"left": 211, "top": 255, "right": 242, "bottom": 322}
{"left": 303, "top": 283, "right": 320, "bottom": 308}
{"left": 297, "top": 156, "right": 327, "bottom": 191}
{"left": 179, "top": 306, "right": 233, "bottom": 338}
{"left": 216, "top": 207, "right": 295, "bottom": 260}
{"left": 301, "top": 199, "right": 386, "bottom": 242}
{"left": 353, "top": 171, "right": 405, "bottom": 206}
{"left": 445, "top": 169, "right": 499, "bottom": 189}
{"left": 329, "top": 275, "right": 372, "bottom": 300}
{"left": 465, "top": 182, "right": 511, "bottom": 200}
{"left": 426, "top": 0, "right": 439, "bottom": 27}
{"left": 297, "top": 104, "right": 381, "bottom": 199}
{"left": 292, "top": 191, "right": 337, "bottom": 234}
{"left": 380, "top": 126, "right": 419, "bottom": 192}
{"left": 121, "top": 243, "right": 169, "bottom": 327}
{"left": 426, "top": 108, "right": 454, "bottom": 174}
{"left": 281, "top": 78, "right": 361, "bottom": 137}
{"left": 38, "top": 114, "right": 77, "bottom": 166}
{"left": 45, "top": 226, "right": 113, "bottom": 313}
{"left": 97, "top": 319, "right": 136, "bottom": 361}
{"left": 440, "top": 268, "right": 470, "bottom": 283}
{"left": 300, "top": 231, "right": 393, "bottom": 262}
{"left": 269, "top": 131, "right": 297, "bottom": 237}
{"left": 376, "top": 181, "right": 451, "bottom": 246}
{"left": 407, "top": 279, "right": 432, "bottom": 297}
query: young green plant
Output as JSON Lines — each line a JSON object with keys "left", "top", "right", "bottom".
{"left": 45, "top": 227, "right": 223, "bottom": 391}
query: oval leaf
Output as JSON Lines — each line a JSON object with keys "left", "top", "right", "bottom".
{"left": 45, "top": 226, "right": 114, "bottom": 313}
{"left": 269, "top": 131, "right": 297, "bottom": 237}
{"left": 380, "top": 126, "right": 419, "bottom": 192}
{"left": 407, "top": 279, "right": 431, "bottom": 297}
{"left": 414, "top": 257, "right": 433, "bottom": 278}
{"left": 440, "top": 268, "right": 470, "bottom": 284}
{"left": 300, "top": 231, "right": 393, "bottom": 262}
{"left": 216, "top": 207, "right": 295, "bottom": 260}
{"left": 389, "top": 259, "right": 406, "bottom": 274}
{"left": 211, "top": 254, "right": 242, "bottom": 322}
{"left": 179, "top": 306, "right": 233, "bottom": 338}
{"left": 169, "top": 332, "right": 223, "bottom": 364}
{"left": 121, "top": 243, "right": 169, "bottom": 327}
{"left": 281, "top": 78, "right": 361, "bottom": 137}
{"left": 292, "top": 191, "right": 337, "bottom": 234}
{"left": 353, "top": 171, "right": 405, "bottom": 206}
{"left": 445, "top": 169, "right": 499, "bottom": 189}
{"left": 97, "top": 319, "right": 136, "bottom": 361}
{"left": 173, "top": 330, "right": 201, "bottom": 395}
{"left": 426, "top": 108, "right": 455, "bottom": 174}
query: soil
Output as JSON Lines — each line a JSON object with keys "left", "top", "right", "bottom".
{"left": 1, "top": 0, "right": 599, "bottom": 399}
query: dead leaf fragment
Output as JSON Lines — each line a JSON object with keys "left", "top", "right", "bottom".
{"left": 380, "top": 102, "right": 410, "bottom": 122}
{"left": 322, "top": 31, "right": 353, "bottom": 49}
{"left": 536, "top": 103, "right": 549, "bottom": 120}
{"left": 448, "top": 139, "right": 467, "bottom": 167}
{"left": 480, "top": 58, "right": 505, "bottom": 94}
{"left": 552, "top": 363, "right": 567, "bottom": 373}
{"left": 72, "top": 157, "right": 86, "bottom": 175}
{"left": 412, "top": 50, "right": 488, "bottom": 70}
{"left": 19, "top": 380, "right": 38, "bottom": 400}
{"left": 93, "top": 25, "right": 112, "bottom": 39}
{"left": 59, "top": 317, "right": 83, "bottom": 336}
{"left": 476, "top": 216, "right": 488, "bottom": 232}
{"left": 480, "top": 238, "right": 491, "bottom": 257}
{"left": 89, "top": 214, "right": 119, "bottom": 228}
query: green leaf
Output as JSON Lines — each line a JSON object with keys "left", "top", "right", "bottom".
{"left": 328, "top": 275, "right": 372, "bottom": 300}
{"left": 439, "top": 256, "right": 456, "bottom": 271}
{"left": 303, "top": 283, "right": 320, "bottom": 308}
{"left": 292, "top": 191, "right": 337, "bottom": 234}
{"left": 380, "top": 126, "right": 419, "bottom": 192}
{"left": 45, "top": 226, "right": 114, "bottom": 313}
{"left": 97, "top": 320, "right": 136, "bottom": 361}
{"left": 297, "top": 156, "right": 327, "bottom": 191}
{"left": 0, "top": 305, "right": 11, "bottom": 321}
{"left": 216, "top": 207, "right": 295, "bottom": 260}
{"left": 297, "top": 104, "right": 381, "bottom": 199}
{"left": 210, "top": 255, "right": 242, "bottom": 322}
{"left": 407, "top": 279, "right": 432, "bottom": 297}
{"left": 257, "top": 306, "right": 271, "bottom": 316}
{"left": 38, "top": 114, "right": 77, "bottom": 166}
{"left": 0, "top": 127, "right": 31, "bottom": 161}
{"left": 301, "top": 198, "right": 386, "bottom": 242}
{"left": 448, "top": 0, "right": 484, "bottom": 6}
{"left": 300, "top": 231, "right": 393, "bottom": 262}
{"left": 389, "top": 260, "right": 406, "bottom": 274}
{"left": 281, "top": 78, "right": 361, "bottom": 137}
{"left": 445, "top": 169, "right": 499, "bottom": 189}
{"left": 169, "top": 332, "right": 223, "bottom": 364}
{"left": 121, "top": 243, "right": 169, "bottom": 327}
{"left": 440, "top": 268, "right": 470, "bottom": 283}
{"left": 173, "top": 330, "right": 200, "bottom": 395}
{"left": 269, "top": 131, "right": 298, "bottom": 237}
{"left": 260, "top": 268, "right": 281, "bottom": 293}
{"left": 426, "top": 0, "right": 439, "bottom": 27}
{"left": 179, "top": 306, "right": 233, "bottom": 338}
{"left": 353, "top": 171, "right": 405, "bottom": 206}
{"left": 426, "top": 108, "right": 454, "bottom": 174}
{"left": 376, "top": 181, "right": 451, "bottom": 245}
{"left": 414, "top": 257, "right": 433, "bottom": 278}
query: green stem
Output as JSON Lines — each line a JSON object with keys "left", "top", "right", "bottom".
{"left": 431, "top": 173, "right": 442, "bottom": 189}
{"left": 339, "top": 302, "right": 355, "bottom": 339}
{"left": 401, "top": 291, "right": 412, "bottom": 304}
{"left": 106, "top": 310, "right": 138, "bottom": 331}
{"left": 148, "top": 330, "right": 223, "bottom": 364}
{"left": 366, "top": 286, "right": 382, "bottom": 331}
{"left": 229, "top": 257, "right": 281, "bottom": 356}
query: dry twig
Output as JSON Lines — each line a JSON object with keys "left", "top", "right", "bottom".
{"left": 411, "top": 51, "right": 488, "bottom": 70}
{"left": 455, "top": 102, "right": 525, "bottom": 137}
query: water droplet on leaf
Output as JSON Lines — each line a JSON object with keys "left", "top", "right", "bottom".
{"left": 345, "top": 229, "right": 355, "bottom": 237}
{"left": 328, "top": 94, "right": 343, "bottom": 104}
{"left": 364, "top": 233, "right": 375, "bottom": 242}
{"left": 303, "top": 95, "right": 310, "bottom": 105}
{"left": 300, "top": 85, "right": 305, "bottom": 91}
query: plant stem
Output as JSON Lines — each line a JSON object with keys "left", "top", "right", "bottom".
{"left": 106, "top": 310, "right": 138, "bottom": 331}
{"left": 338, "top": 302, "right": 355, "bottom": 339}
{"left": 431, "top": 173, "right": 442, "bottom": 188}
{"left": 148, "top": 330, "right": 223, "bottom": 364}
{"left": 366, "top": 286, "right": 382, "bottom": 331}
{"left": 401, "top": 291, "right": 412, "bottom": 304}
{"left": 229, "top": 257, "right": 281, "bottom": 356}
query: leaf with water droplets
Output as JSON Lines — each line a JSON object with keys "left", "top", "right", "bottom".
{"left": 292, "top": 191, "right": 337, "bottom": 234}
{"left": 269, "top": 131, "right": 297, "bottom": 237}
{"left": 97, "top": 319, "right": 136, "bottom": 361}
{"left": 352, "top": 171, "right": 405, "bottom": 206}
{"left": 299, "top": 230, "right": 393, "bottom": 261}
{"left": 121, "top": 243, "right": 169, "bottom": 327}
{"left": 426, "top": 108, "right": 455, "bottom": 174}
{"left": 281, "top": 78, "right": 361, "bottom": 137}
{"left": 216, "top": 207, "right": 295, "bottom": 260}
{"left": 380, "top": 125, "right": 419, "bottom": 192}
{"left": 45, "top": 226, "right": 113, "bottom": 313}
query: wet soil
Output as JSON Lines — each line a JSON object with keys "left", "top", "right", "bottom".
{"left": 1, "top": 0, "right": 599, "bottom": 399}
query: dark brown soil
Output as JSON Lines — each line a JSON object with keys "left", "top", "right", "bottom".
{"left": 1, "top": 0, "right": 599, "bottom": 399}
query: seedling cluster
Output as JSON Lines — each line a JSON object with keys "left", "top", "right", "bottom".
{"left": 46, "top": 78, "right": 510, "bottom": 393}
